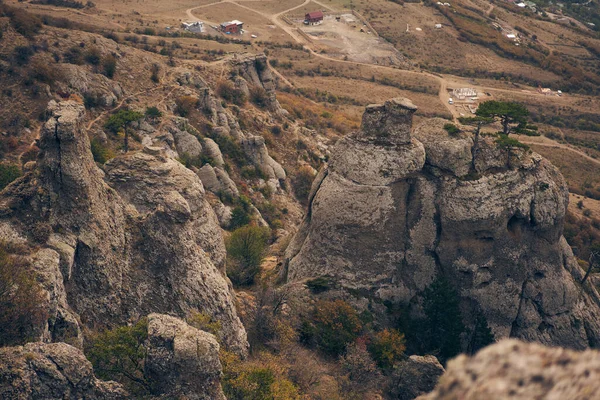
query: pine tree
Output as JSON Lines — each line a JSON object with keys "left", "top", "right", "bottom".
{"left": 421, "top": 276, "right": 465, "bottom": 362}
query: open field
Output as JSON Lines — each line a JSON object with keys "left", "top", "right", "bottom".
{"left": 298, "top": 14, "right": 407, "bottom": 66}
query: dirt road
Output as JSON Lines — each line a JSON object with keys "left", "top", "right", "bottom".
{"left": 513, "top": 135, "right": 600, "bottom": 167}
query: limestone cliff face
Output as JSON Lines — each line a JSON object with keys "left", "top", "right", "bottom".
{"left": 285, "top": 97, "right": 600, "bottom": 349}
{"left": 0, "top": 101, "right": 248, "bottom": 354}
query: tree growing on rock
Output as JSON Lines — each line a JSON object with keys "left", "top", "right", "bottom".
{"left": 104, "top": 109, "right": 143, "bottom": 152}
{"left": 475, "top": 100, "right": 538, "bottom": 136}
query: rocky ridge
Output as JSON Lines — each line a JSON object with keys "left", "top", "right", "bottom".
{"left": 0, "top": 100, "right": 248, "bottom": 354}
{"left": 285, "top": 97, "right": 600, "bottom": 349}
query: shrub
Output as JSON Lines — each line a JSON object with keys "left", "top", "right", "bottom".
{"left": 341, "top": 340, "right": 382, "bottom": 394}
{"left": 0, "top": 244, "right": 47, "bottom": 346}
{"left": 293, "top": 166, "right": 315, "bottom": 205}
{"left": 303, "top": 300, "right": 363, "bottom": 357}
{"left": 150, "top": 63, "right": 160, "bottom": 83}
{"left": 271, "top": 125, "right": 282, "bottom": 135}
{"left": 230, "top": 205, "right": 251, "bottom": 230}
{"left": 102, "top": 54, "right": 117, "bottom": 78}
{"left": 86, "top": 318, "right": 150, "bottom": 395}
{"left": 187, "top": 311, "right": 221, "bottom": 336}
{"left": 4, "top": 5, "right": 42, "bottom": 38}
{"left": 175, "top": 96, "right": 198, "bottom": 117}
{"left": 368, "top": 329, "right": 406, "bottom": 369}
{"left": 226, "top": 225, "right": 270, "bottom": 286}
{"left": 0, "top": 163, "right": 22, "bottom": 191}
{"left": 217, "top": 81, "right": 246, "bottom": 106}
{"left": 84, "top": 46, "right": 101, "bottom": 65}
{"left": 305, "top": 276, "right": 333, "bottom": 294}
{"left": 249, "top": 86, "right": 268, "bottom": 108}
{"left": 145, "top": 106, "right": 162, "bottom": 120}
{"left": 63, "top": 46, "right": 84, "bottom": 65}
{"left": 443, "top": 123, "right": 460, "bottom": 135}
{"left": 221, "top": 351, "right": 301, "bottom": 400}
{"left": 90, "top": 138, "right": 115, "bottom": 164}
{"left": 13, "top": 46, "right": 34, "bottom": 66}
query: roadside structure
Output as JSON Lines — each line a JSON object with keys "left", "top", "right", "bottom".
{"left": 182, "top": 21, "right": 204, "bottom": 33}
{"left": 220, "top": 20, "right": 244, "bottom": 34}
{"left": 305, "top": 11, "right": 324, "bottom": 25}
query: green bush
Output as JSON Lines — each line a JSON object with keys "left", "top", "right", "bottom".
{"left": 90, "top": 138, "right": 115, "bottom": 164}
{"left": 0, "top": 244, "right": 48, "bottom": 346}
{"left": 187, "top": 311, "right": 221, "bottom": 336}
{"left": 302, "top": 300, "right": 363, "bottom": 357}
{"left": 13, "top": 46, "right": 34, "bottom": 66}
{"left": 63, "top": 46, "right": 84, "bottom": 65}
{"left": 145, "top": 106, "right": 162, "bottom": 120}
{"left": 221, "top": 351, "right": 301, "bottom": 400}
{"left": 443, "top": 123, "right": 460, "bottom": 136}
{"left": 0, "top": 163, "right": 21, "bottom": 191}
{"left": 86, "top": 318, "right": 150, "bottom": 395}
{"left": 3, "top": 5, "right": 42, "bottom": 38}
{"left": 226, "top": 225, "right": 270, "bottom": 286}
{"left": 305, "top": 276, "right": 333, "bottom": 294}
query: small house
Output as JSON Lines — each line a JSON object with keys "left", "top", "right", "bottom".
{"left": 435, "top": 23, "right": 442, "bottom": 29}
{"left": 220, "top": 20, "right": 243, "bottom": 34}
{"left": 305, "top": 11, "right": 324, "bottom": 25}
{"left": 182, "top": 21, "right": 204, "bottom": 33}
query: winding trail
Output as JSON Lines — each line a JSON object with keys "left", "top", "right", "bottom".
{"left": 514, "top": 135, "right": 600, "bottom": 167}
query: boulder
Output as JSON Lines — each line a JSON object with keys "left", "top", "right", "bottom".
{"left": 390, "top": 355, "right": 444, "bottom": 400}
{"left": 145, "top": 314, "right": 225, "bottom": 400}
{"left": 419, "top": 339, "right": 600, "bottom": 400}
{"left": 0, "top": 342, "right": 127, "bottom": 399}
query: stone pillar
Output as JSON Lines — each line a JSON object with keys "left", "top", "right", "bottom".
{"left": 359, "top": 97, "right": 418, "bottom": 144}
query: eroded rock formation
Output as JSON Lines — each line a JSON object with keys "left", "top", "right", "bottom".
{"left": 0, "top": 101, "right": 248, "bottom": 354}
{"left": 285, "top": 97, "right": 600, "bottom": 349}
{"left": 419, "top": 339, "right": 600, "bottom": 399}
{"left": 0, "top": 342, "right": 127, "bottom": 399}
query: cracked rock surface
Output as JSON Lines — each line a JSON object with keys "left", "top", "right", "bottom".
{"left": 285, "top": 97, "right": 600, "bottom": 349}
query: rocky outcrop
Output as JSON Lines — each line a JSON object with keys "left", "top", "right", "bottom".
{"left": 242, "top": 135, "right": 286, "bottom": 182}
{"left": 0, "top": 342, "right": 127, "bottom": 399}
{"left": 56, "top": 63, "right": 123, "bottom": 107}
{"left": 419, "top": 339, "right": 600, "bottom": 400}
{"left": 233, "top": 53, "right": 287, "bottom": 116}
{"left": 390, "top": 355, "right": 444, "bottom": 400}
{"left": 285, "top": 97, "right": 600, "bottom": 349}
{"left": 0, "top": 101, "right": 248, "bottom": 354}
{"left": 145, "top": 314, "right": 225, "bottom": 400}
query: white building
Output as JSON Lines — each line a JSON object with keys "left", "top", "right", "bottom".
{"left": 182, "top": 21, "right": 204, "bottom": 33}
{"left": 452, "top": 87, "right": 477, "bottom": 100}
{"left": 435, "top": 23, "right": 442, "bottom": 28}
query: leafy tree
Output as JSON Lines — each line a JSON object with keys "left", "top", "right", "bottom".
{"left": 421, "top": 277, "right": 465, "bottom": 362}
{"left": 0, "top": 163, "right": 21, "bottom": 190}
{"left": 0, "top": 244, "right": 48, "bottom": 346}
{"left": 476, "top": 100, "right": 537, "bottom": 136}
{"left": 104, "top": 109, "right": 143, "bottom": 152}
{"left": 86, "top": 318, "right": 150, "bottom": 395}
{"left": 466, "top": 312, "right": 495, "bottom": 355}
{"left": 293, "top": 166, "right": 315, "bottom": 205}
{"left": 226, "top": 225, "right": 270, "bottom": 286}
{"left": 368, "top": 329, "right": 406, "bottom": 369}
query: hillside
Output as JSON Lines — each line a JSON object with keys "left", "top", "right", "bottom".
{"left": 1, "top": 0, "right": 600, "bottom": 398}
